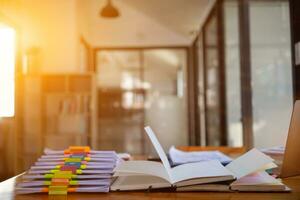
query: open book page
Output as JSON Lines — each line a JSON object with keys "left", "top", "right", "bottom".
{"left": 144, "top": 126, "right": 235, "bottom": 184}
{"left": 113, "top": 160, "right": 171, "bottom": 182}
{"left": 226, "top": 148, "right": 275, "bottom": 179}
{"left": 144, "top": 127, "right": 172, "bottom": 177}
{"left": 170, "top": 160, "right": 234, "bottom": 184}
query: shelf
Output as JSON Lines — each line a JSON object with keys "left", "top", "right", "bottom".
{"left": 42, "top": 75, "right": 67, "bottom": 93}
{"left": 69, "top": 75, "right": 92, "bottom": 92}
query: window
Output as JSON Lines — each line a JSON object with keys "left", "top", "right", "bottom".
{"left": 0, "top": 24, "right": 16, "bottom": 117}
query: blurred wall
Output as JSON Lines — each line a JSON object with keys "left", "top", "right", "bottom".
{"left": 0, "top": 0, "right": 80, "bottom": 73}
{"left": 77, "top": 0, "right": 190, "bottom": 47}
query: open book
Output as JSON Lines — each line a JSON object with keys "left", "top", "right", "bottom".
{"left": 111, "top": 126, "right": 288, "bottom": 191}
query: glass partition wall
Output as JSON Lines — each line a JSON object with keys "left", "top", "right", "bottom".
{"left": 195, "top": 0, "right": 293, "bottom": 148}
{"left": 249, "top": 1, "right": 293, "bottom": 148}
{"left": 95, "top": 48, "right": 188, "bottom": 154}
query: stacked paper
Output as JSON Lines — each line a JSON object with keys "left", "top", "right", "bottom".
{"left": 16, "top": 146, "right": 119, "bottom": 195}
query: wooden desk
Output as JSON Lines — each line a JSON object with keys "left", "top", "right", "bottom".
{"left": 1, "top": 174, "right": 300, "bottom": 200}
{"left": 0, "top": 148, "right": 297, "bottom": 200}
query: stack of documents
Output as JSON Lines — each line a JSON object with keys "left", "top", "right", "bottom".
{"left": 16, "top": 146, "right": 119, "bottom": 195}
{"left": 111, "top": 127, "right": 290, "bottom": 192}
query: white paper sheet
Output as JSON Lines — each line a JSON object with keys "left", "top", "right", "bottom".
{"left": 169, "top": 146, "right": 232, "bottom": 166}
{"left": 226, "top": 148, "right": 274, "bottom": 179}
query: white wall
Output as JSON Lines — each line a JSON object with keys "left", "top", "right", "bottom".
{"left": 0, "top": 0, "right": 80, "bottom": 73}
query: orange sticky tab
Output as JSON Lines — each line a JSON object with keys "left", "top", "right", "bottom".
{"left": 68, "top": 187, "right": 76, "bottom": 193}
{"left": 69, "top": 146, "right": 90, "bottom": 153}
{"left": 51, "top": 178, "right": 69, "bottom": 186}
{"left": 42, "top": 188, "right": 49, "bottom": 193}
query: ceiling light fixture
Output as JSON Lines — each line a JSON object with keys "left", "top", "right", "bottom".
{"left": 100, "top": 0, "right": 120, "bottom": 18}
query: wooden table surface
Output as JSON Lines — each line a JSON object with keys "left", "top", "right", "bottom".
{"left": 1, "top": 147, "right": 298, "bottom": 200}
{"left": 1, "top": 174, "right": 300, "bottom": 200}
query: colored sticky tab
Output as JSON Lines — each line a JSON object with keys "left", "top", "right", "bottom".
{"left": 80, "top": 165, "right": 87, "bottom": 169}
{"left": 84, "top": 157, "right": 91, "bottom": 161}
{"left": 81, "top": 160, "right": 88, "bottom": 165}
{"left": 65, "top": 162, "right": 81, "bottom": 168}
{"left": 44, "top": 174, "right": 54, "bottom": 179}
{"left": 69, "top": 146, "right": 90, "bottom": 153}
{"left": 70, "top": 155, "right": 85, "bottom": 159}
{"left": 42, "top": 188, "right": 49, "bottom": 193}
{"left": 48, "top": 185, "right": 68, "bottom": 195}
{"left": 50, "top": 169, "right": 59, "bottom": 174}
{"left": 44, "top": 181, "right": 51, "bottom": 185}
{"left": 60, "top": 165, "right": 77, "bottom": 174}
{"left": 65, "top": 158, "right": 82, "bottom": 162}
{"left": 51, "top": 178, "right": 69, "bottom": 186}
{"left": 69, "top": 180, "right": 78, "bottom": 185}
{"left": 68, "top": 188, "right": 76, "bottom": 193}
{"left": 76, "top": 169, "right": 83, "bottom": 174}
{"left": 53, "top": 171, "right": 73, "bottom": 179}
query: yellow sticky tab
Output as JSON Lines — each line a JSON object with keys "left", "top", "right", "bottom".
{"left": 53, "top": 171, "right": 73, "bottom": 179}
{"left": 71, "top": 174, "right": 77, "bottom": 179}
{"left": 65, "top": 158, "right": 82, "bottom": 162}
{"left": 55, "top": 165, "right": 61, "bottom": 169}
{"left": 44, "top": 181, "right": 51, "bottom": 185}
{"left": 69, "top": 180, "right": 78, "bottom": 185}
{"left": 50, "top": 169, "right": 59, "bottom": 174}
{"left": 76, "top": 169, "right": 82, "bottom": 174}
{"left": 80, "top": 165, "right": 87, "bottom": 169}
{"left": 84, "top": 157, "right": 91, "bottom": 161}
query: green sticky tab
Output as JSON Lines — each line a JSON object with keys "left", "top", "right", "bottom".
{"left": 80, "top": 165, "right": 87, "bottom": 169}
{"left": 44, "top": 174, "right": 54, "bottom": 179}
{"left": 76, "top": 169, "right": 82, "bottom": 174}
{"left": 65, "top": 158, "right": 82, "bottom": 162}
{"left": 44, "top": 181, "right": 51, "bottom": 185}
{"left": 69, "top": 180, "right": 78, "bottom": 185}
{"left": 71, "top": 174, "right": 77, "bottom": 179}
{"left": 50, "top": 169, "right": 59, "bottom": 174}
